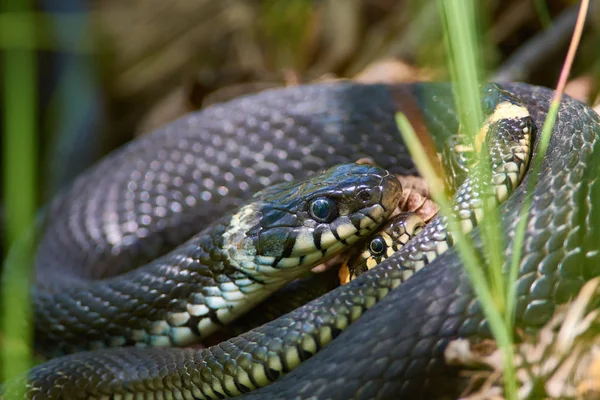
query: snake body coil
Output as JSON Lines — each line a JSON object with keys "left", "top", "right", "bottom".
{"left": 34, "top": 162, "right": 400, "bottom": 358}
{"left": 6, "top": 82, "right": 600, "bottom": 399}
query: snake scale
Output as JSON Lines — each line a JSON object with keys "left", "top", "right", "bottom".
{"left": 5, "top": 82, "right": 600, "bottom": 399}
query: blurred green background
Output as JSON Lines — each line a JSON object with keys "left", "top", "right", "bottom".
{"left": 3, "top": 0, "right": 599, "bottom": 221}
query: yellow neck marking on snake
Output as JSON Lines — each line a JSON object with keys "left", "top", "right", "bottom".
{"left": 161, "top": 197, "right": 387, "bottom": 350}
{"left": 217, "top": 202, "right": 382, "bottom": 334}
{"left": 143, "top": 204, "right": 284, "bottom": 348}
{"left": 475, "top": 101, "right": 530, "bottom": 152}
{"left": 223, "top": 203, "right": 261, "bottom": 255}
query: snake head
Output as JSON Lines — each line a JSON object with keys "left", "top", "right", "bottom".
{"left": 339, "top": 212, "right": 425, "bottom": 284}
{"left": 444, "top": 84, "right": 534, "bottom": 193}
{"left": 223, "top": 163, "right": 402, "bottom": 276}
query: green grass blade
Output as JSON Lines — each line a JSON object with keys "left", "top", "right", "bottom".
{"left": 437, "top": 0, "right": 483, "bottom": 132}
{"left": 435, "top": 0, "right": 516, "bottom": 397}
{"left": 396, "top": 113, "right": 516, "bottom": 399}
{"left": 437, "top": 0, "right": 507, "bottom": 311}
{"left": 1, "top": 0, "right": 37, "bottom": 396}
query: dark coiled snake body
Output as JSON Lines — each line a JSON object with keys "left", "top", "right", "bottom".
{"left": 6, "top": 82, "right": 600, "bottom": 399}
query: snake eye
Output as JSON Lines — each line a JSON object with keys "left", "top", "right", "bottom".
{"left": 369, "top": 236, "right": 386, "bottom": 255}
{"left": 309, "top": 197, "right": 338, "bottom": 222}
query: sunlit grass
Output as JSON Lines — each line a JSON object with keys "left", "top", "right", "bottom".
{"left": 438, "top": 0, "right": 518, "bottom": 397}
{"left": 437, "top": 0, "right": 508, "bottom": 311}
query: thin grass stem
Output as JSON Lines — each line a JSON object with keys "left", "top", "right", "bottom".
{"left": 436, "top": 0, "right": 516, "bottom": 396}
{"left": 437, "top": 0, "right": 507, "bottom": 311}
{"left": 396, "top": 113, "right": 517, "bottom": 399}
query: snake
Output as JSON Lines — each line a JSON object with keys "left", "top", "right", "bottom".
{"left": 342, "top": 84, "right": 534, "bottom": 284}
{"left": 340, "top": 211, "right": 427, "bottom": 284}
{"left": 3, "top": 81, "right": 600, "bottom": 399}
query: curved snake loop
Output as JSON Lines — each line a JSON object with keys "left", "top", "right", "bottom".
{"left": 35, "top": 163, "right": 401, "bottom": 357}
{"left": 3, "top": 82, "right": 600, "bottom": 399}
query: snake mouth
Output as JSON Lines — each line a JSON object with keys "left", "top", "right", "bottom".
{"left": 254, "top": 169, "right": 403, "bottom": 273}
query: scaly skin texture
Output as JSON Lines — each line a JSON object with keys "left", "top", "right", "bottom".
{"left": 34, "top": 162, "right": 400, "bottom": 357}
{"left": 17, "top": 82, "right": 600, "bottom": 399}
{"left": 245, "top": 83, "right": 600, "bottom": 399}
